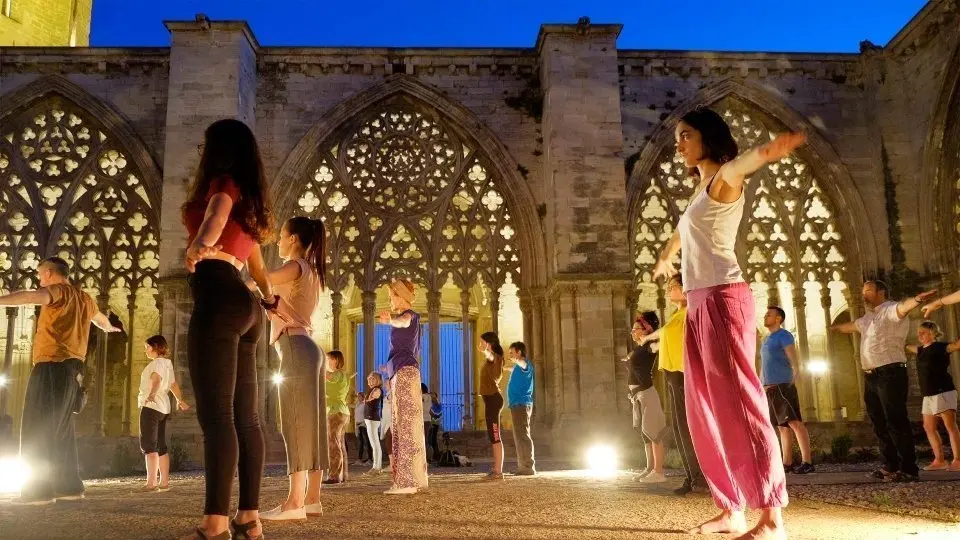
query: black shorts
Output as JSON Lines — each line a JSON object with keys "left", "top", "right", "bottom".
{"left": 482, "top": 393, "right": 504, "bottom": 443}
{"left": 139, "top": 407, "right": 169, "bottom": 455}
{"left": 765, "top": 383, "right": 803, "bottom": 427}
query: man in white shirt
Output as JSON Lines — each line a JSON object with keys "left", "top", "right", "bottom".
{"left": 831, "top": 280, "right": 936, "bottom": 482}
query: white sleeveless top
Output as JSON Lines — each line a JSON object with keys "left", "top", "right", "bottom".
{"left": 677, "top": 174, "right": 745, "bottom": 291}
{"left": 269, "top": 258, "right": 320, "bottom": 344}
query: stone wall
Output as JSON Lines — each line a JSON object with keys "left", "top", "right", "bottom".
{"left": 0, "top": 0, "right": 93, "bottom": 46}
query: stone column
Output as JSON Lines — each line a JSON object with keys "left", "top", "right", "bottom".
{"left": 460, "top": 290, "right": 473, "bottom": 430}
{"left": 0, "top": 307, "right": 17, "bottom": 416}
{"left": 530, "top": 289, "right": 548, "bottom": 421}
{"left": 537, "top": 21, "right": 632, "bottom": 456}
{"left": 121, "top": 294, "right": 137, "bottom": 435}
{"left": 792, "top": 283, "right": 817, "bottom": 420}
{"left": 489, "top": 287, "right": 500, "bottom": 335}
{"left": 361, "top": 291, "right": 376, "bottom": 379}
{"left": 94, "top": 294, "right": 110, "bottom": 436}
{"left": 767, "top": 281, "right": 780, "bottom": 307}
{"left": 331, "top": 290, "right": 343, "bottom": 351}
{"left": 842, "top": 288, "right": 866, "bottom": 419}
{"left": 427, "top": 290, "right": 441, "bottom": 394}
{"left": 819, "top": 284, "right": 842, "bottom": 421}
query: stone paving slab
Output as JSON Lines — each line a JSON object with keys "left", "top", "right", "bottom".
{"left": 2, "top": 466, "right": 959, "bottom": 540}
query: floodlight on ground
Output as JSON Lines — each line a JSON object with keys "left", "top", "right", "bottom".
{"left": 271, "top": 372, "right": 284, "bottom": 385}
{"left": 0, "top": 457, "right": 30, "bottom": 493}
{"left": 807, "top": 359, "right": 829, "bottom": 376}
{"left": 585, "top": 444, "right": 618, "bottom": 476}
{"left": 0, "top": 374, "right": 7, "bottom": 387}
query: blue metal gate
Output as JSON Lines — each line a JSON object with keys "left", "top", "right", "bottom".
{"left": 356, "top": 321, "right": 469, "bottom": 432}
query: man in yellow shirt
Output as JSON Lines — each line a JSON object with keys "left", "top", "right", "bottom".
{"left": 641, "top": 275, "right": 704, "bottom": 495}
{"left": 0, "top": 257, "right": 118, "bottom": 505}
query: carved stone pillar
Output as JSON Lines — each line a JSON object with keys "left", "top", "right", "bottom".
{"left": 792, "top": 283, "right": 816, "bottom": 420}
{"left": 427, "top": 290, "right": 441, "bottom": 394}
{"left": 94, "top": 294, "right": 110, "bottom": 436}
{"left": 331, "top": 290, "right": 343, "bottom": 351}
{"left": 122, "top": 293, "right": 137, "bottom": 436}
{"left": 820, "top": 284, "right": 842, "bottom": 421}
{"left": 767, "top": 280, "right": 780, "bottom": 307}
{"left": 489, "top": 287, "right": 500, "bottom": 335}
{"left": 460, "top": 290, "right": 472, "bottom": 429}
{"left": 531, "top": 288, "right": 548, "bottom": 421}
{"left": 654, "top": 286, "right": 666, "bottom": 328}
{"left": 361, "top": 291, "right": 376, "bottom": 380}
{"left": 843, "top": 287, "right": 866, "bottom": 419}
{"left": 0, "top": 307, "right": 17, "bottom": 417}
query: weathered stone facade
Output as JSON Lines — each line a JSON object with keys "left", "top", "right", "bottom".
{"left": 0, "top": 0, "right": 93, "bottom": 47}
{"left": 0, "top": 2, "right": 958, "bottom": 456}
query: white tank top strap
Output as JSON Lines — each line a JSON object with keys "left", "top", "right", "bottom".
{"left": 677, "top": 170, "right": 745, "bottom": 292}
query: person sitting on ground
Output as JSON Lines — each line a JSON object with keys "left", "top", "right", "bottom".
{"left": 906, "top": 321, "right": 960, "bottom": 472}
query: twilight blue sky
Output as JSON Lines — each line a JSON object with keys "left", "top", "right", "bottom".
{"left": 91, "top": 0, "right": 929, "bottom": 52}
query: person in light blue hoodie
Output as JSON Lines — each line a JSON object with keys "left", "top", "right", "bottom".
{"left": 507, "top": 341, "right": 536, "bottom": 475}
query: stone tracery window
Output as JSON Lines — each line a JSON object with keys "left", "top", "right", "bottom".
{"left": 293, "top": 98, "right": 521, "bottom": 293}
{"left": 0, "top": 96, "right": 160, "bottom": 298}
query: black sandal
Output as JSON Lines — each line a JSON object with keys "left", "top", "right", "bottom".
{"left": 230, "top": 520, "right": 263, "bottom": 540}
{"left": 181, "top": 527, "right": 230, "bottom": 540}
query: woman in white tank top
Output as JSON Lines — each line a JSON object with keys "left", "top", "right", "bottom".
{"left": 652, "top": 108, "right": 805, "bottom": 540}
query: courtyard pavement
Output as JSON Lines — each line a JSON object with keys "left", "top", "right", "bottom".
{"left": 1, "top": 463, "right": 958, "bottom": 539}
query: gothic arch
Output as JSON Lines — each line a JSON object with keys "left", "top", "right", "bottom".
{"left": 626, "top": 78, "right": 877, "bottom": 281}
{"left": 925, "top": 40, "right": 960, "bottom": 273}
{"left": 272, "top": 75, "right": 547, "bottom": 291}
{"left": 0, "top": 75, "right": 164, "bottom": 434}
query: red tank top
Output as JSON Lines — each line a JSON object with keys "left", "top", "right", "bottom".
{"left": 183, "top": 176, "right": 257, "bottom": 263}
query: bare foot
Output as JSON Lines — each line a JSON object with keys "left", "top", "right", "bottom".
{"left": 687, "top": 511, "right": 747, "bottom": 535}
{"left": 733, "top": 522, "right": 787, "bottom": 540}
{"left": 923, "top": 460, "right": 948, "bottom": 471}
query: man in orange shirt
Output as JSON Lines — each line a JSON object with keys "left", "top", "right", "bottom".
{"left": 0, "top": 257, "right": 118, "bottom": 505}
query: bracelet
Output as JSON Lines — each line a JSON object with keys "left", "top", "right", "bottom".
{"left": 260, "top": 295, "right": 280, "bottom": 310}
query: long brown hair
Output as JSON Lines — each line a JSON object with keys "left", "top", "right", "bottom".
{"left": 182, "top": 119, "right": 274, "bottom": 242}
{"left": 285, "top": 216, "right": 326, "bottom": 289}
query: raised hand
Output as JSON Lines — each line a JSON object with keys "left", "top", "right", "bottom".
{"left": 652, "top": 258, "right": 677, "bottom": 282}
{"left": 759, "top": 131, "right": 807, "bottom": 163}
{"left": 378, "top": 310, "right": 391, "bottom": 324}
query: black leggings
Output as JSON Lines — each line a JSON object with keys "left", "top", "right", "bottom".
{"left": 188, "top": 260, "right": 265, "bottom": 516}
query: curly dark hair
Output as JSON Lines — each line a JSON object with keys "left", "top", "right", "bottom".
{"left": 182, "top": 119, "right": 274, "bottom": 243}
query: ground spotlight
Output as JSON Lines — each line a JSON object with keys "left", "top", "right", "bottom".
{"left": 806, "top": 359, "right": 829, "bottom": 376}
{"left": 585, "top": 444, "right": 618, "bottom": 475}
{"left": 271, "top": 372, "right": 284, "bottom": 385}
{"left": 0, "top": 374, "right": 7, "bottom": 387}
{"left": 0, "top": 457, "right": 31, "bottom": 494}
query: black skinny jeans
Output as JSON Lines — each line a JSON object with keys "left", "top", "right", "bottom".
{"left": 189, "top": 260, "right": 265, "bottom": 516}
{"left": 864, "top": 363, "right": 917, "bottom": 476}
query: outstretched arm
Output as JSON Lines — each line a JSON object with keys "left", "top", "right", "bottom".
{"left": 947, "top": 338, "right": 960, "bottom": 355}
{"left": 91, "top": 311, "right": 121, "bottom": 332}
{"left": 905, "top": 344, "right": 919, "bottom": 355}
{"left": 829, "top": 321, "right": 859, "bottom": 334}
{"left": 921, "top": 289, "right": 960, "bottom": 318}
{"left": 896, "top": 289, "right": 938, "bottom": 320}
{"left": 717, "top": 132, "right": 808, "bottom": 193}
{"left": 0, "top": 289, "right": 52, "bottom": 307}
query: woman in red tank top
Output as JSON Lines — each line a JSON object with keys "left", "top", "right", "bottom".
{"left": 180, "top": 119, "right": 275, "bottom": 540}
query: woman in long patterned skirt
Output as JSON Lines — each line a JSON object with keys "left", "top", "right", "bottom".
{"left": 378, "top": 279, "right": 429, "bottom": 495}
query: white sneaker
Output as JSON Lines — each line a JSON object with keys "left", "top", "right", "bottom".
{"left": 638, "top": 471, "right": 667, "bottom": 484}
{"left": 383, "top": 486, "right": 418, "bottom": 495}
{"left": 259, "top": 505, "right": 307, "bottom": 521}
{"left": 634, "top": 469, "right": 652, "bottom": 480}
{"left": 305, "top": 502, "right": 323, "bottom": 517}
